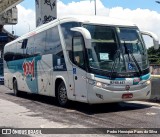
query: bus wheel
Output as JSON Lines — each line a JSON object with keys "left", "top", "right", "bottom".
{"left": 57, "top": 81, "right": 68, "bottom": 107}
{"left": 13, "top": 79, "right": 20, "bottom": 96}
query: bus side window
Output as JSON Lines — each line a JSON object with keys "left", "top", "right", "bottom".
{"left": 35, "top": 31, "right": 46, "bottom": 55}
{"left": 10, "top": 43, "right": 17, "bottom": 61}
{"left": 45, "top": 26, "right": 61, "bottom": 54}
{"left": 26, "top": 36, "right": 35, "bottom": 57}
{"left": 14, "top": 40, "right": 26, "bottom": 60}
{"left": 61, "top": 22, "right": 81, "bottom": 61}
{"left": 22, "top": 39, "right": 28, "bottom": 49}
{"left": 4, "top": 46, "right": 12, "bottom": 61}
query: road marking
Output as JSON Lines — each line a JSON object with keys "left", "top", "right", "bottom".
{"left": 126, "top": 101, "right": 160, "bottom": 107}
{"left": 146, "top": 112, "right": 157, "bottom": 116}
{"left": 65, "top": 109, "right": 76, "bottom": 113}
{"left": 151, "top": 106, "right": 160, "bottom": 110}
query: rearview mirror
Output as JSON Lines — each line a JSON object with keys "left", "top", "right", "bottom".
{"left": 141, "top": 31, "right": 159, "bottom": 50}
{"left": 70, "top": 27, "right": 92, "bottom": 48}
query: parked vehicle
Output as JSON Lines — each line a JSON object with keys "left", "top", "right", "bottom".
{"left": 4, "top": 16, "right": 159, "bottom": 106}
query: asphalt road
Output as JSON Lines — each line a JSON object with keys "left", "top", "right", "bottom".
{"left": 0, "top": 85, "right": 160, "bottom": 137}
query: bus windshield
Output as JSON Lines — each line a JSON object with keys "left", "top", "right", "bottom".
{"left": 83, "top": 25, "right": 148, "bottom": 73}
{"left": 118, "top": 27, "right": 148, "bottom": 71}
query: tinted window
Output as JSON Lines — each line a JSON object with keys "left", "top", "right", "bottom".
{"left": 61, "top": 22, "right": 81, "bottom": 51}
{"left": 73, "top": 36, "right": 85, "bottom": 69}
{"left": 11, "top": 43, "right": 17, "bottom": 61}
{"left": 45, "top": 26, "right": 61, "bottom": 54}
{"left": 26, "top": 36, "right": 35, "bottom": 57}
{"left": 4, "top": 43, "right": 17, "bottom": 61}
{"left": 22, "top": 39, "right": 28, "bottom": 49}
{"left": 4, "top": 45, "right": 11, "bottom": 61}
{"left": 16, "top": 41, "right": 24, "bottom": 60}
{"left": 35, "top": 31, "right": 46, "bottom": 55}
{"left": 4, "top": 39, "right": 29, "bottom": 61}
{"left": 44, "top": 26, "right": 67, "bottom": 71}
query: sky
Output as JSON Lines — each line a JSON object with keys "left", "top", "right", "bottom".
{"left": 19, "top": 0, "right": 160, "bottom": 12}
{"left": 4, "top": 0, "right": 160, "bottom": 48}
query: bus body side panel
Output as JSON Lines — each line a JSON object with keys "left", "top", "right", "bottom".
{"left": 4, "top": 71, "right": 13, "bottom": 90}
{"left": 4, "top": 60, "right": 24, "bottom": 90}
{"left": 36, "top": 54, "right": 53, "bottom": 96}
{"left": 36, "top": 53, "right": 69, "bottom": 97}
{"left": 5, "top": 57, "right": 40, "bottom": 93}
{"left": 18, "top": 58, "right": 36, "bottom": 93}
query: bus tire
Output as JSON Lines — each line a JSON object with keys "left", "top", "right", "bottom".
{"left": 57, "top": 81, "right": 69, "bottom": 107}
{"left": 13, "top": 79, "right": 20, "bottom": 96}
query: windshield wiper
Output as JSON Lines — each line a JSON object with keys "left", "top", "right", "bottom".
{"left": 110, "top": 49, "right": 121, "bottom": 79}
{"left": 129, "top": 51, "right": 142, "bottom": 76}
{"left": 123, "top": 42, "right": 142, "bottom": 76}
{"left": 124, "top": 41, "right": 131, "bottom": 62}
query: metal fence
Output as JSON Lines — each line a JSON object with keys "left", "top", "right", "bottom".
{"left": 150, "top": 63, "right": 160, "bottom": 100}
{"left": 151, "top": 78, "right": 160, "bottom": 101}
{"left": 150, "top": 65, "right": 160, "bottom": 75}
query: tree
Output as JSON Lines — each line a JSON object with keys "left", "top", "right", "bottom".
{"left": 148, "top": 46, "right": 160, "bottom": 64}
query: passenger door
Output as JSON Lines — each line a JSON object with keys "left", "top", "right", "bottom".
{"left": 72, "top": 36, "right": 88, "bottom": 102}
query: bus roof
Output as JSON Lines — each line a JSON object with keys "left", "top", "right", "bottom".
{"left": 5, "top": 15, "right": 137, "bottom": 47}
{"left": 59, "top": 15, "right": 136, "bottom": 27}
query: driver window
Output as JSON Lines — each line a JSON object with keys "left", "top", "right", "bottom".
{"left": 73, "top": 37, "right": 85, "bottom": 68}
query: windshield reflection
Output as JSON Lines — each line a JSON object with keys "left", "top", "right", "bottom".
{"left": 118, "top": 28, "right": 149, "bottom": 71}
{"left": 83, "top": 25, "right": 148, "bottom": 73}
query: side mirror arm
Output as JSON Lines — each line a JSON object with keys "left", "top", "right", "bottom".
{"left": 70, "top": 27, "right": 92, "bottom": 48}
{"left": 141, "top": 31, "right": 159, "bottom": 50}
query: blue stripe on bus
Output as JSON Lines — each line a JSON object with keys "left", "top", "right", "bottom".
{"left": 140, "top": 73, "right": 150, "bottom": 80}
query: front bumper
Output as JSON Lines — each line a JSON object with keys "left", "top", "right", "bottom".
{"left": 87, "top": 84, "right": 151, "bottom": 104}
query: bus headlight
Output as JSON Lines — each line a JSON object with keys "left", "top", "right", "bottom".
{"left": 87, "top": 79, "right": 110, "bottom": 89}
{"left": 96, "top": 82, "right": 102, "bottom": 88}
{"left": 145, "top": 80, "right": 151, "bottom": 85}
{"left": 88, "top": 79, "right": 103, "bottom": 87}
{"left": 146, "top": 80, "right": 151, "bottom": 85}
{"left": 88, "top": 79, "right": 109, "bottom": 89}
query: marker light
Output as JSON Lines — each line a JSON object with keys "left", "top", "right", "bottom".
{"left": 102, "top": 84, "right": 108, "bottom": 89}
{"left": 88, "top": 79, "right": 96, "bottom": 85}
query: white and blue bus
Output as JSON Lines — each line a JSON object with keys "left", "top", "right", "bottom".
{"left": 4, "top": 16, "right": 159, "bottom": 106}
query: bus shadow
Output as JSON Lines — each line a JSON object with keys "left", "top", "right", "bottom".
{"left": 7, "top": 92, "right": 57, "bottom": 105}
{"left": 6, "top": 91, "right": 151, "bottom": 115}
{"left": 70, "top": 102, "right": 151, "bottom": 115}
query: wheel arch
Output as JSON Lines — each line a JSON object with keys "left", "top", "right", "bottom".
{"left": 12, "top": 76, "right": 17, "bottom": 89}
{"left": 55, "top": 76, "right": 68, "bottom": 98}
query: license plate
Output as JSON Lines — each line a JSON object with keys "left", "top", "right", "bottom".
{"left": 122, "top": 93, "right": 133, "bottom": 99}
{"left": 110, "top": 80, "right": 125, "bottom": 85}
